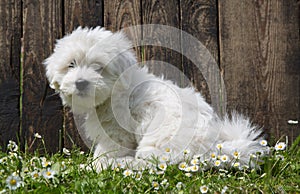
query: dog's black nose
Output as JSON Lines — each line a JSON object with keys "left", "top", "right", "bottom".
{"left": 75, "top": 79, "right": 89, "bottom": 91}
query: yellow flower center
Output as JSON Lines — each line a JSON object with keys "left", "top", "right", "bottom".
{"left": 33, "top": 173, "right": 39, "bottom": 178}
{"left": 153, "top": 182, "right": 159, "bottom": 187}
{"left": 161, "top": 156, "right": 167, "bottom": 161}
{"left": 10, "top": 179, "right": 17, "bottom": 186}
{"left": 46, "top": 171, "right": 52, "bottom": 176}
{"left": 211, "top": 153, "right": 216, "bottom": 158}
{"left": 234, "top": 163, "right": 240, "bottom": 167}
{"left": 165, "top": 148, "right": 171, "bottom": 152}
{"left": 180, "top": 164, "right": 186, "bottom": 168}
{"left": 215, "top": 161, "right": 220, "bottom": 166}
{"left": 234, "top": 151, "right": 239, "bottom": 157}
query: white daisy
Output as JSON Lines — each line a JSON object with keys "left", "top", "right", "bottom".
{"left": 200, "top": 185, "right": 209, "bottom": 193}
{"left": 220, "top": 154, "right": 229, "bottom": 162}
{"left": 214, "top": 160, "right": 221, "bottom": 167}
{"left": 260, "top": 140, "right": 268, "bottom": 146}
{"left": 6, "top": 175, "right": 22, "bottom": 190}
{"left": 216, "top": 143, "right": 223, "bottom": 150}
{"left": 178, "top": 162, "right": 187, "bottom": 171}
{"left": 190, "top": 165, "right": 199, "bottom": 172}
{"left": 152, "top": 181, "right": 159, "bottom": 190}
{"left": 176, "top": 182, "right": 185, "bottom": 190}
{"left": 34, "top": 133, "right": 42, "bottom": 139}
{"left": 31, "top": 171, "right": 40, "bottom": 179}
{"left": 42, "top": 160, "right": 51, "bottom": 168}
{"left": 134, "top": 171, "right": 143, "bottom": 180}
{"left": 233, "top": 151, "right": 240, "bottom": 159}
{"left": 61, "top": 161, "right": 67, "bottom": 170}
{"left": 184, "top": 166, "right": 192, "bottom": 172}
{"left": 7, "top": 141, "right": 18, "bottom": 152}
{"left": 275, "top": 142, "right": 286, "bottom": 151}
{"left": 42, "top": 168, "right": 56, "bottom": 179}
{"left": 191, "top": 158, "right": 199, "bottom": 165}
{"left": 159, "top": 155, "right": 170, "bottom": 162}
{"left": 287, "top": 120, "right": 298, "bottom": 125}
{"left": 0, "top": 157, "right": 7, "bottom": 164}
{"left": 41, "top": 157, "right": 51, "bottom": 168}
{"left": 63, "top": 148, "right": 71, "bottom": 156}
{"left": 158, "top": 163, "right": 167, "bottom": 171}
{"left": 233, "top": 162, "right": 240, "bottom": 168}
{"left": 116, "top": 158, "right": 126, "bottom": 169}
{"left": 183, "top": 149, "right": 190, "bottom": 155}
{"left": 210, "top": 152, "right": 217, "bottom": 160}
{"left": 149, "top": 168, "right": 155, "bottom": 174}
{"left": 123, "top": 169, "right": 133, "bottom": 177}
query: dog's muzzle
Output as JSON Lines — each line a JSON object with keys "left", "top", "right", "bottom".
{"left": 75, "top": 79, "right": 89, "bottom": 91}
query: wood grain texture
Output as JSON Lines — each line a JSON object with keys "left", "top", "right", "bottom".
{"left": 104, "top": 0, "right": 141, "bottom": 60}
{"left": 64, "top": 0, "right": 103, "bottom": 32}
{"left": 22, "top": 0, "right": 63, "bottom": 153}
{"left": 63, "top": 0, "right": 103, "bottom": 151}
{"left": 0, "top": 0, "right": 22, "bottom": 150}
{"left": 219, "top": 0, "right": 300, "bottom": 141}
{"left": 180, "top": 0, "right": 222, "bottom": 114}
{"left": 104, "top": 0, "right": 140, "bottom": 31}
{"left": 141, "top": 0, "right": 186, "bottom": 87}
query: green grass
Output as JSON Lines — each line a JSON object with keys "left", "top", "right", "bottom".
{"left": 0, "top": 135, "right": 299, "bottom": 193}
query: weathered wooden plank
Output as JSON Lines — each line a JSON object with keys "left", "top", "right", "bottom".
{"left": 219, "top": 0, "right": 300, "bottom": 141}
{"left": 104, "top": 0, "right": 141, "bottom": 60}
{"left": 104, "top": 0, "right": 140, "bottom": 31}
{"left": 141, "top": 0, "right": 185, "bottom": 87}
{"left": 180, "top": 0, "right": 223, "bottom": 115}
{"left": 22, "top": 0, "right": 63, "bottom": 153}
{"left": 64, "top": 0, "right": 103, "bottom": 31}
{"left": 0, "top": 0, "right": 22, "bottom": 150}
{"left": 63, "top": 0, "right": 103, "bottom": 151}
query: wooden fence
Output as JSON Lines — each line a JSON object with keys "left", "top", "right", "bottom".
{"left": 0, "top": 0, "right": 299, "bottom": 153}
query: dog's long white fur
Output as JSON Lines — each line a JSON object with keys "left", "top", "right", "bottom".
{"left": 44, "top": 27, "right": 268, "bottom": 171}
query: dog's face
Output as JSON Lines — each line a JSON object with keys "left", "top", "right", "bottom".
{"left": 44, "top": 27, "right": 136, "bottom": 113}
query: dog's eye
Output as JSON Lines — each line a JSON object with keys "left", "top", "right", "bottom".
{"left": 91, "top": 63, "right": 104, "bottom": 73}
{"left": 95, "top": 66, "right": 104, "bottom": 73}
{"left": 68, "top": 60, "right": 76, "bottom": 68}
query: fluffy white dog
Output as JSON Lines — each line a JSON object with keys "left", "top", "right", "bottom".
{"left": 44, "top": 27, "right": 267, "bottom": 171}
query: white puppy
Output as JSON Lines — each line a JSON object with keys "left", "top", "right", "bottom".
{"left": 44, "top": 27, "right": 267, "bottom": 171}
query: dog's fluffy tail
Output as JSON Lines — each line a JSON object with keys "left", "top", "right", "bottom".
{"left": 207, "top": 113, "right": 269, "bottom": 168}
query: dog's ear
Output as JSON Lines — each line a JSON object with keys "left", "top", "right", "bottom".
{"left": 88, "top": 31, "right": 138, "bottom": 89}
{"left": 108, "top": 51, "right": 137, "bottom": 89}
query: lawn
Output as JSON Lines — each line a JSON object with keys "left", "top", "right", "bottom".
{"left": 0, "top": 134, "right": 299, "bottom": 193}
